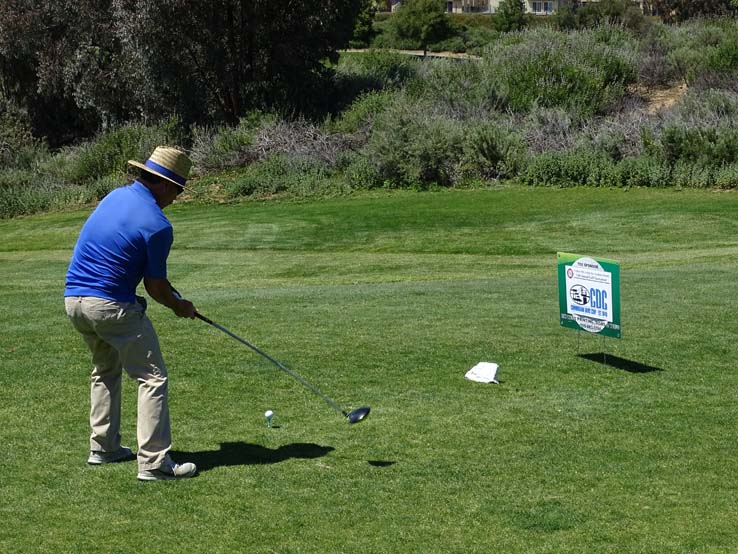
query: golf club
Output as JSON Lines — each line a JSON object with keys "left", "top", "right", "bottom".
{"left": 192, "top": 311, "right": 370, "bottom": 424}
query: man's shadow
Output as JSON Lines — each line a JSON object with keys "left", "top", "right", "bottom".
{"left": 172, "top": 442, "right": 334, "bottom": 472}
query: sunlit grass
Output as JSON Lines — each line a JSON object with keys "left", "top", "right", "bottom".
{"left": 2, "top": 187, "right": 738, "bottom": 553}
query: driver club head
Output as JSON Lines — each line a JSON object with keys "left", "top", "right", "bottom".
{"left": 346, "top": 406, "right": 371, "bottom": 424}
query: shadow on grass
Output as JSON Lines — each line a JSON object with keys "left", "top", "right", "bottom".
{"left": 172, "top": 442, "right": 334, "bottom": 472}
{"left": 579, "top": 353, "right": 663, "bottom": 374}
{"left": 368, "top": 460, "right": 396, "bottom": 467}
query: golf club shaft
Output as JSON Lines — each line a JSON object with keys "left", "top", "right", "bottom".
{"left": 195, "top": 312, "right": 348, "bottom": 417}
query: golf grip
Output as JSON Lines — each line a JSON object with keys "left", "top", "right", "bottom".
{"left": 195, "top": 312, "right": 215, "bottom": 326}
{"left": 194, "top": 311, "right": 349, "bottom": 417}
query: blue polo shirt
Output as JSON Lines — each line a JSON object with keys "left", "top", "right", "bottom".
{"left": 64, "top": 181, "right": 173, "bottom": 303}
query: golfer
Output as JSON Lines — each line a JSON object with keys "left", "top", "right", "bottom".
{"left": 64, "top": 146, "right": 197, "bottom": 481}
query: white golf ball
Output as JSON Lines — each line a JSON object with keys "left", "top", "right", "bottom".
{"left": 264, "top": 410, "right": 274, "bottom": 418}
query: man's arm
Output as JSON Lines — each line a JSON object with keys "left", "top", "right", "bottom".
{"left": 144, "top": 277, "right": 196, "bottom": 318}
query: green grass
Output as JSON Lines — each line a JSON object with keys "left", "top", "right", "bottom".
{"left": 2, "top": 187, "right": 738, "bottom": 553}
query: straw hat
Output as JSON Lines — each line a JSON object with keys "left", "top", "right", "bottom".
{"left": 128, "top": 147, "right": 193, "bottom": 191}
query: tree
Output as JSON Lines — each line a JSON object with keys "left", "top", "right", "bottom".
{"left": 389, "top": 0, "right": 451, "bottom": 56}
{"left": 113, "top": 0, "right": 363, "bottom": 124}
{"left": 553, "top": 4, "right": 577, "bottom": 30}
{"left": 0, "top": 0, "right": 365, "bottom": 143}
{"left": 0, "top": 0, "right": 138, "bottom": 145}
{"left": 494, "top": 0, "right": 527, "bottom": 33}
{"left": 652, "top": 0, "right": 737, "bottom": 22}
{"left": 351, "top": 0, "right": 378, "bottom": 48}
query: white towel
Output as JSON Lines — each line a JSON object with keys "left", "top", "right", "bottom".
{"left": 465, "top": 362, "right": 499, "bottom": 384}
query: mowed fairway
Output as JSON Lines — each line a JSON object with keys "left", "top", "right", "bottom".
{"left": 2, "top": 187, "right": 738, "bottom": 553}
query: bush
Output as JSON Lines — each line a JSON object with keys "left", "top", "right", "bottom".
{"left": 190, "top": 112, "right": 271, "bottom": 171}
{"left": 521, "top": 107, "right": 578, "bottom": 154}
{"left": 714, "top": 163, "right": 738, "bottom": 189}
{"left": 42, "top": 119, "right": 184, "bottom": 185}
{"left": 659, "top": 124, "right": 738, "bottom": 167}
{"left": 337, "top": 50, "right": 420, "bottom": 91}
{"left": 674, "top": 89, "right": 738, "bottom": 123}
{"left": 480, "top": 27, "right": 638, "bottom": 117}
{"left": 671, "top": 161, "right": 715, "bottom": 188}
{"left": 462, "top": 25, "right": 501, "bottom": 53}
{"left": 637, "top": 25, "right": 682, "bottom": 88}
{"left": 520, "top": 149, "right": 613, "bottom": 187}
{"left": 224, "top": 155, "right": 343, "bottom": 199}
{"left": 382, "top": 0, "right": 452, "bottom": 53}
{"left": 367, "top": 98, "right": 465, "bottom": 188}
{"left": 340, "top": 152, "right": 383, "bottom": 190}
{"left": 667, "top": 20, "right": 738, "bottom": 85}
{"left": 460, "top": 122, "right": 526, "bottom": 179}
{"left": 583, "top": 113, "right": 651, "bottom": 161}
{"left": 416, "top": 58, "right": 501, "bottom": 116}
{"left": 494, "top": 0, "right": 527, "bottom": 33}
{"left": 615, "top": 156, "right": 671, "bottom": 187}
{"left": 0, "top": 178, "right": 91, "bottom": 219}
{"left": 325, "top": 90, "right": 398, "bottom": 134}
{"left": 428, "top": 36, "right": 466, "bottom": 53}
{"left": 0, "top": 99, "right": 48, "bottom": 170}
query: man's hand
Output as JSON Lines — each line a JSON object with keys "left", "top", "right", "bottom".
{"left": 172, "top": 297, "right": 196, "bottom": 319}
{"left": 143, "top": 277, "right": 197, "bottom": 318}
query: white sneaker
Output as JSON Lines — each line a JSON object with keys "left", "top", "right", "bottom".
{"left": 87, "top": 446, "right": 135, "bottom": 465}
{"left": 137, "top": 456, "right": 197, "bottom": 481}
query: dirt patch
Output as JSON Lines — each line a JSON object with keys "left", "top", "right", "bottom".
{"left": 628, "top": 83, "right": 688, "bottom": 114}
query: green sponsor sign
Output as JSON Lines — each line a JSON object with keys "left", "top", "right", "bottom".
{"left": 558, "top": 252, "right": 621, "bottom": 338}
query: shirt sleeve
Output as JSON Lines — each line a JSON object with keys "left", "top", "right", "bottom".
{"left": 144, "top": 226, "right": 173, "bottom": 279}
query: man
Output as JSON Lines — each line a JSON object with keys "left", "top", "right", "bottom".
{"left": 64, "top": 146, "right": 197, "bottom": 481}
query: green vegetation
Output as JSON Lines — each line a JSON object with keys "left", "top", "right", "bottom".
{"left": 494, "top": 0, "right": 528, "bottom": 33}
{"left": 3, "top": 188, "right": 738, "bottom": 552}
{"left": 380, "top": 0, "right": 452, "bottom": 55}
{"left": 3, "top": 16, "right": 738, "bottom": 219}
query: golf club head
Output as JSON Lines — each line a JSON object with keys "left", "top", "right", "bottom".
{"left": 347, "top": 406, "right": 371, "bottom": 424}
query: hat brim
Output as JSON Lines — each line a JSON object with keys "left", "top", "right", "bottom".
{"left": 128, "top": 160, "right": 194, "bottom": 194}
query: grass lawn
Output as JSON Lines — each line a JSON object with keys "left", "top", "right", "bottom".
{"left": 1, "top": 187, "right": 738, "bottom": 553}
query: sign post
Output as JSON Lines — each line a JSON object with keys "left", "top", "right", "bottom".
{"left": 557, "top": 252, "right": 621, "bottom": 339}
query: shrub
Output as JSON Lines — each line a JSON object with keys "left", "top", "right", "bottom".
{"left": 0, "top": 99, "right": 48, "bottom": 170}
{"left": 714, "top": 163, "right": 738, "bottom": 189}
{"left": 428, "top": 36, "right": 466, "bottom": 53}
{"left": 383, "top": 0, "right": 452, "bottom": 54}
{"left": 659, "top": 124, "right": 738, "bottom": 167}
{"left": 325, "top": 90, "right": 398, "bottom": 134}
{"left": 337, "top": 50, "right": 420, "bottom": 91}
{"left": 462, "top": 25, "right": 501, "bottom": 53}
{"left": 0, "top": 178, "right": 91, "bottom": 219}
{"left": 224, "top": 155, "right": 337, "bottom": 199}
{"left": 615, "top": 156, "right": 671, "bottom": 187}
{"left": 673, "top": 89, "right": 738, "bottom": 124}
{"left": 637, "top": 25, "right": 681, "bottom": 88}
{"left": 367, "top": 98, "right": 465, "bottom": 188}
{"left": 582, "top": 112, "right": 652, "bottom": 161}
{"left": 190, "top": 112, "right": 270, "bottom": 171}
{"left": 521, "top": 107, "right": 578, "bottom": 154}
{"left": 249, "top": 119, "right": 361, "bottom": 168}
{"left": 42, "top": 120, "right": 183, "bottom": 185}
{"left": 494, "top": 0, "right": 528, "bottom": 33}
{"left": 340, "top": 152, "right": 383, "bottom": 190}
{"left": 460, "top": 122, "right": 526, "bottom": 179}
{"left": 667, "top": 20, "right": 738, "bottom": 85}
{"left": 671, "top": 161, "right": 715, "bottom": 188}
{"left": 480, "top": 27, "right": 638, "bottom": 117}
{"left": 416, "top": 58, "right": 501, "bottom": 116}
{"left": 520, "top": 149, "right": 612, "bottom": 187}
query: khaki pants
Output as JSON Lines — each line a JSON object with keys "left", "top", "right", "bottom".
{"left": 65, "top": 296, "right": 171, "bottom": 470}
